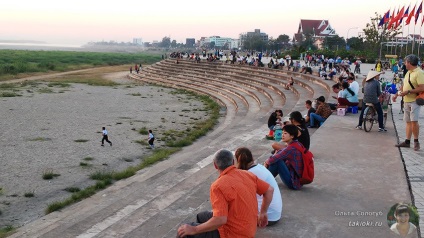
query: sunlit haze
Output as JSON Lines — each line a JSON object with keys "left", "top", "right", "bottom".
{"left": 0, "top": 0, "right": 421, "bottom": 46}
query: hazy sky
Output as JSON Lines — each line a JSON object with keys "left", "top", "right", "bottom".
{"left": 1, "top": 0, "right": 423, "bottom": 46}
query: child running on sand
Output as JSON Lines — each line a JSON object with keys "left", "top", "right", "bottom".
{"left": 148, "top": 130, "right": 155, "bottom": 149}
{"left": 101, "top": 127, "right": 112, "bottom": 146}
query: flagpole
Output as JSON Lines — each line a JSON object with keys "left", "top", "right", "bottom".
{"left": 407, "top": 25, "right": 410, "bottom": 55}
{"left": 419, "top": 27, "right": 422, "bottom": 56}
{"left": 402, "top": 21, "right": 405, "bottom": 57}
{"left": 413, "top": 23, "right": 416, "bottom": 53}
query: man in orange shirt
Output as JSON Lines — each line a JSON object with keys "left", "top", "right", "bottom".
{"left": 177, "top": 149, "right": 274, "bottom": 238}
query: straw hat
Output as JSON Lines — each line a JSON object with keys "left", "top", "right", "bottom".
{"left": 365, "top": 71, "right": 383, "bottom": 81}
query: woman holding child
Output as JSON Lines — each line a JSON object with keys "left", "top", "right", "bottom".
{"left": 264, "top": 125, "right": 304, "bottom": 190}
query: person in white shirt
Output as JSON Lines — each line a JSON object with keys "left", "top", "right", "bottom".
{"left": 235, "top": 147, "right": 282, "bottom": 226}
{"left": 329, "top": 67, "right": 337, "bottom": 80}
{"left": 101, "top": 127, "right": 112, "bottom": 146}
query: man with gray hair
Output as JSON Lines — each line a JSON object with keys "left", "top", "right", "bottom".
{"left": 393, "top": 54, "right": 424, "bottom": 151}
{"left": 177, "top": 149, "right": 274, "bottom": 238}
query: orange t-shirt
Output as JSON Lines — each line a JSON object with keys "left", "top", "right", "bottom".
{"left": 210, "top": 166, "right": 270, "bottom": 238}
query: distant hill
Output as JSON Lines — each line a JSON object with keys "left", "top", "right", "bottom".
{"left": 0, "top": 40, "right": 47, "bottom": 44}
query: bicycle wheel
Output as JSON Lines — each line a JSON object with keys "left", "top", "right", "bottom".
{"left": 363, "top": 107, "right": 375, "bottom": 132}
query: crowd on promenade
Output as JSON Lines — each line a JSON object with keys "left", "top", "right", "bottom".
{"left": 172, "top": 51, "right": 424, "bottom": 237}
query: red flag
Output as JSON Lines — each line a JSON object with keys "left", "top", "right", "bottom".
{"left": 406, "top": 4, "right": 416, "bottom": 25}
{"left": 388, "top": 8, "right": 397, "bottom": 29}
{"left": 394, "top": 6, "right": 405, "bottom": 28}
{"left": 415, "top": 2, "right": 422, "bottom": 24}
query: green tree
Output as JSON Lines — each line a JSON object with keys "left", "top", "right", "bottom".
{"left": 362, "top": 12, "right": 401, "bottom": 57}
{"left": 347, "top": 37, "right": 364, "bottom": 51}
{"left": 160, "top": 36, "right": 171, "bottom": 48}
{"left": 171, "top": 40, "right": 177, "bottom": 48}
{"left": 276, "top": 34, "right": 291, "bottom": 50}
{"left": 300, "top": 34, "right": 317, "bottom": 51}
{"left": 243, "top": 35, "right": 266, "bottom": 51}
{"left": 323, "top": 35, "right": 345, "bottom": 51}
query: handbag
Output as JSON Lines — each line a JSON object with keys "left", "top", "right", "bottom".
{"left": 407, "top": 74, "right": 424, "bottom": 106}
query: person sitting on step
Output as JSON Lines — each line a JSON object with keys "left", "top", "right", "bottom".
{"left": 337, "top": 81, "right": 359, "bottom": 108}
{"left": 308, "top": 96, "right": 333, "bottom": 128}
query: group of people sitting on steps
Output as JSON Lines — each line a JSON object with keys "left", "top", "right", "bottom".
{"left": 177, "top": 110, "right": 313, "bottom": 237}
{"left": 329, "top": 73, "right": 360, "bottom": 109}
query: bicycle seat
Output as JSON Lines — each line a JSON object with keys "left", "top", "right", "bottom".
{"left": 365, "top": 103, "right": 374, "bottom": 107}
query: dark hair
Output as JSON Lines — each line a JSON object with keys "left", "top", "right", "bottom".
{"left": 102, "top": 127, "right": 105, "bottom": 130}
{"left": 332, "top": 83, "right": 340, "bottom": 89}
{"left": 316, "top": 96, "right": 325, "bottom": 103}
{"left": 235, "top": 147, "right": 253, "bottom": 170}
{"left": 395, "top": 204, "right": 410, "bottom": 217}
{"left": 405, "top": 54, "right": 419, "bottom": 66}
{"left": 306, "top": 100, "right": 312, "bottom": 106}
{"left": 342, "top": 82, "right": 355, "bottom": 96}
{"left": 283, "top": 124, "right": 298, "bottom": 139}
{"left": 149, "top": 130, "right": 152, "bottom": 133}
{"left": 275, "top": 109, "right": 283, "bottom": 116}
{"left": 213, "top": 149, "right": 234, "bottom": 170}
{"left": 289, "top": 111, "right": 305, "bottom": 126}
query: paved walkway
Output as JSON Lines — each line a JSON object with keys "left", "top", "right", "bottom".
{"left": 392, "top": 96, "right": 424, "bottom": 226}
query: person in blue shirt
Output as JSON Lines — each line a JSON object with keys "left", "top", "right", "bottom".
{"left": 338, "top": 81, "right": 359, "bottom": 107}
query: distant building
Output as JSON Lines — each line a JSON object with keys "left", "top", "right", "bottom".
{"left": 230, "top": 39, "right": 239, "bottom": 50}
{"left": 293, "top": 19, "right": 337, "bottom": 49}
{"left": 208, "top": 36, "right": 232, "bottom": 48}
{"left": 133, "top": 38, "right": 143, "bottom": 45}
{"left": 197, "top": 36, "right": 232, "bottom": 49}
{"left": 386, "top": 34, "right": 424, "bottom": 48}
{"left": 239, "top": 29, "right": 269, "bottom": 48}
{"left": 186, "top": 38, "right": 195, "bottom": 47}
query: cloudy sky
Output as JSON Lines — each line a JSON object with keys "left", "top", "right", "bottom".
{"left": 1, "top": 0, "right": 422, "bottom": 46}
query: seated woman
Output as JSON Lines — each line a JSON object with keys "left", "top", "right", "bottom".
{"left": 337, "top": 81, "right": 359, "bottom": 107}
{"left": 272, "top": 111, "right": 310, "bottom": 152}
{"left": 284, "top": 77, "right": 294, "bottom": 90}
{"left": 267, "top": 109, "right": 283, "bottom": 131}
{"left": 235, "top": 147, "right": 283, "bottom": 226}
{"left": 264, "top": 125, "right": 304, "bottom": 190}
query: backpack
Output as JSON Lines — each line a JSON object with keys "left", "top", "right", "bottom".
{"left": 291, "top": 142, "right": 315, "bottom": 185}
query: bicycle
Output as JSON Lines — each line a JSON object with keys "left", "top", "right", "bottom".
{"left": 363, "top": 90, "right": 391, "bottom": 132}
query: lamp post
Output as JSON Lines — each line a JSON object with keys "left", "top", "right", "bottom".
{"left": 346, "top": 27, "right": 358, "bottom": 50}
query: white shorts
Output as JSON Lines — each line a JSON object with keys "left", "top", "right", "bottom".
{"left": 404, "top": 101, "right": 421, "bottom": 122}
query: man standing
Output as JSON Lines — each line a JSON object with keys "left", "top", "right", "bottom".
{"left": 177, "top": 149, "right": 274, "bottom": 238}
{"left": 393, "top": 54, "right": 424, "bottom": 151}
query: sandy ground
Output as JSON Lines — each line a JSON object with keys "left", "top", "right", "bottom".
{"left": 0, "top": 71, "right": 210, "bottom": 228}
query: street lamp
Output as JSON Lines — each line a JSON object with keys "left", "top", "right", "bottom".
{"left": 346, "top": 27, "right": 358, "bottom": 50}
